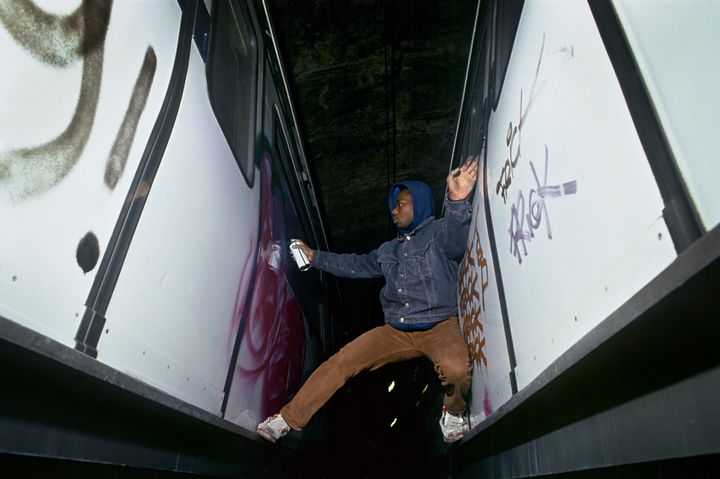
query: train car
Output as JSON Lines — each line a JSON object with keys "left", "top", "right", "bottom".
{"left": 0, "top": 0, "right": 330, "bottom": 473}
{"left": 450, "top": 0, "right": 719, "bottom": 476}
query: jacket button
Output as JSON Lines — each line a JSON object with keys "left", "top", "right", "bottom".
{"left": 399, "top": 317, "right": 405, "bottom": 323}
{"left": 399, "top": 273, "right": 404, "bottom": 278}
{"left": 404, "top": 303, "right": 409, "bottom": 307}
{"left": 398, "top": 288, "right": 403, "bottom": 293}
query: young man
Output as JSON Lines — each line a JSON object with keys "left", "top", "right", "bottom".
{"left": 258, "top": 159, "right": 478, "bottom": 443}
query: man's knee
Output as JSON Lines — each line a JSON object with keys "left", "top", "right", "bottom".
{"left": 451, "top": 361, "right": 473, "bottom": 382}
{"left": 437, "top": 357, "right": 472, "bottom": 382}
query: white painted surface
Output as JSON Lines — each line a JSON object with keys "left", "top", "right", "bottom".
{"left": 459, "top": 149, "right": 514, "bottom": 428}
{"left": 99, "top": 48, "right": 261, "bottom": 414}
{"left": 460, "top": 0, "right": 677, "bottom": 405}
{"left": 0, "top": 1, "right": 181, "bottom": 346}
{"left": 612, "top": 0, "right": 720, "bottom": 231}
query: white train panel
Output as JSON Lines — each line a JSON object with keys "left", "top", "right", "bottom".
{"left": 99, "top": 47, "right": 260, "bottom": 414}
{"left": 0, "top": 0, "right": 328, "bottom": 447}
{"left": 0, "top": 1, "right": 181, "bottom": 346}
{"left": 489, "top": 1, "right": 676, "bottom": 391}
{"left": 459, "top": 170, "right": 514, "bottom": 425}
{"left": 459, "top": 0, "right": 678, "bottom": 418}
{"left": 612, "top": 0, "right": 720, "bottom": 231}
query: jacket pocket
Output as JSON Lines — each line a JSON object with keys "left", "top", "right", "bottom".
{"left": 378, "top": 253, "right": 399, "bottom": 277}
{"left": 403, "top": 241, "right": 434, "bottom": 278}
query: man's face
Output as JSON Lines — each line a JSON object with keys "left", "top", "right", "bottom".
{"left": 392, "top": 189, "right": 414, "bottom": 229}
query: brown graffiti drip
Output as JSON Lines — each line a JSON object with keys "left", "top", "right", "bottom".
{"left": 0, "top": 0, "right": 111, "bottom": 201}
{"left": 104, "top": 47, "right": 157, "bottom": 189}
{"left": 459, "top": 228, "right": 489, "bottom": 367}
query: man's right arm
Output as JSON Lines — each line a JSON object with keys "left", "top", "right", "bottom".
{"left": 311, "top": 249, "right": 383, "bottom": 279}
{"left": 291, "top": 239, "right": 383, "bottom": 278}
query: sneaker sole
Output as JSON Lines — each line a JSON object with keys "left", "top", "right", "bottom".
{"left": 443, "top": 432, "right": 464, "bottom": 443}
{"left": 257, "top": 426, "right": 278, "bottom": 443}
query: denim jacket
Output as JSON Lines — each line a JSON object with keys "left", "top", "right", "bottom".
{"left": 311, "top": 196, "right": 472, "bottom": 330}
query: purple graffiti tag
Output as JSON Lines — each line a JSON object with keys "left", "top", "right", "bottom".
{"left": 526, "top": 145, "right": 553, "bottom": 239}
{"left": 508, "top": 190, "right": 530, "bottom": 264}
{"left": 508, "top": 145, "right": 577, "bottom": 265}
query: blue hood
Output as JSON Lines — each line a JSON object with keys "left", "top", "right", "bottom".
{"left": 388, "top": 180, "right": 436, "bottom": 234}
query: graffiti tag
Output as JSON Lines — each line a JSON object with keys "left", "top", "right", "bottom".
{"left": 496, "top": 91, "right": 523, "bottom": 204}
{"left": 0, "top": 0, "right": 156, "bottom": 201}
{"left": 508, "top": 146, "right": 577, "bottom": 265}
{"left": 0, "top": 1, "right": 158, "bottom": 274}
{"left": 495, "top": 33, "right": 547, "bottom": 204}
{"left": 459, "top": 228, "right": 489, "bottom": 367}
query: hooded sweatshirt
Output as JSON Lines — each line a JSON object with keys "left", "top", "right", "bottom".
{"left": 388, "top": 181, "right": 436, "bottom": 234}
{"left": 311, "top": 181, "right": 472, "bottom": 331}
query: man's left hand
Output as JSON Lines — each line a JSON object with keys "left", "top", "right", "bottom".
{"left": 447, "top": 157, "right": 479, "bottom": 201}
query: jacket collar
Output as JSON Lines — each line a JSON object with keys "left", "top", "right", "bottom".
{"left": 397, "top": 217, "right": 433, "bottom": 241}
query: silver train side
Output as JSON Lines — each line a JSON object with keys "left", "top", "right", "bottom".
{"left": 0, "top": 0, "right": 330, "bottom": 475}
{"left": 448, "top": 1, "right": 720, "bottom": 477}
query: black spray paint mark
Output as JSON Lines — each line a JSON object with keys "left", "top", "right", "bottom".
{"left": 105, "top": 47, "right": 157, "bottom": 189}
{"left": 2, "top": 2, "right": 158, "bottom": 281}
{"left": 0, "top": 0, "right": 112, "bottom": 201}
{"left": 0, "top": 41, "right": 104, "bottom": 200}
{"left": 76, "top": 231, "right": 100, "bottom": 274}
{"left": 0, "top": 0, "right": 111, "bottom": 66}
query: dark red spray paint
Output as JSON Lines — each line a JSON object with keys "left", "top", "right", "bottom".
{"left": 227, "top": 153, "right": 306, "bottom": 421}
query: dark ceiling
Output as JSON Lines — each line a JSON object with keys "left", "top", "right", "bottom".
{"left": 269, "top": 0, "right": 477, "bottom": 254}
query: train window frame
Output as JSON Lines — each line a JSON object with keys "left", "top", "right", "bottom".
{"left": 469, "top": 28, "right": 490, "bottom": 154}
{"left": 271, "top": 105, "right": 324, "bottom": 309}
{"left": 492, "top": 0, "right": 524, "bottom": 110}
{"left": 206, "top": 0, "right": 259, "bottom": 187}
{"left": 272, "top": 106, "right": 315, "bottom": 245}
{"left": 456, "top": 24, "right": 490, "bottom": 169}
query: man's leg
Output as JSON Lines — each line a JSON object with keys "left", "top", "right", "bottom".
{"left": 414, "top": 317, "right": 472, "bottom": 442}
{"left": 280, "top": 324, "right": 422, "bottom": 430}
{"left": 415, "top": 317, "right": 472, "bottom": 414}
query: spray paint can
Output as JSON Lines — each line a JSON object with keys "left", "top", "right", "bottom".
{"left": 289, "top": 239, "right": 311, "bottom": 271}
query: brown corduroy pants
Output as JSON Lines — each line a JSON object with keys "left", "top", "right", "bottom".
{"left": 281, "top": 316, "right": 472, "bottom": 430}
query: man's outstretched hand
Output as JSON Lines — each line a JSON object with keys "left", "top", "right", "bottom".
{"left": 447, "top": 157, "right": 479, "bottom": 201}
{"left": 291, "top": 239, "right": 314, "bottom": 263}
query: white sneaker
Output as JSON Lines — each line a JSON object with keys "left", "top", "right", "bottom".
{"left": 257, "top": 413, "right": 290, "bottom": 443}
{"left": 438, "top": 405, "right": 468, "bottom": 443}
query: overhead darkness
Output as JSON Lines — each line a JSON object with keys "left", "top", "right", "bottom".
{"left": 269, "top": 0, "right": 477, "bottom": 254}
